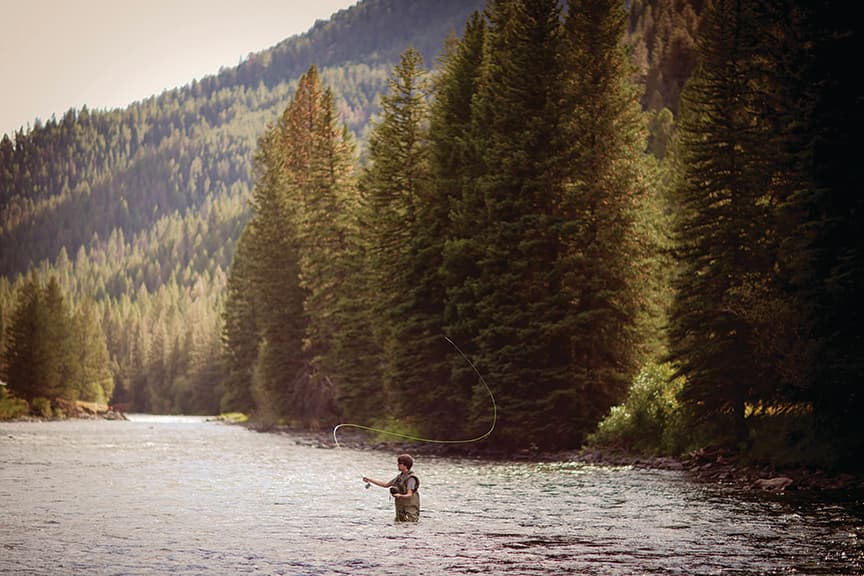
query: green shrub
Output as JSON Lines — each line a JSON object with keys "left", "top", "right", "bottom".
{"left": 368, "top": 415, "right": 423, "bottom": 443}
{"left": 0, "top": 388, "right": 30, "bottom": 420}
{"left": 587, "top": 362, "right": 691, "bottom": 455}
{"left": 31, "top": 397, "right": 53, "bottom": 419}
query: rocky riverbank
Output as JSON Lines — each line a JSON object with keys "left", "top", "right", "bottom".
{"left": 240, "top": 421, "right": 864, "bottom": 494}
{"left": 571, "top": 445, "right": 864, "bottom": 493}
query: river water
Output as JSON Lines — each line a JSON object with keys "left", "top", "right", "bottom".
{"left": 1, "top": 416, "right": 861, "bottom": 575}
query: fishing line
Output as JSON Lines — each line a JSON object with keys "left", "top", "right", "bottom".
{"left": 332, "top": 336, "right": 497, "bottom": 487}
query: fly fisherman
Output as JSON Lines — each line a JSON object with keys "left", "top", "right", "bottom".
{"left": 363, "top": 453, "right": 420, "bottom": 522}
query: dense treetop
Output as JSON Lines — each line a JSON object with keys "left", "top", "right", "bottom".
{"left": 2, "top": 0, "right": 860, "bottom": 470}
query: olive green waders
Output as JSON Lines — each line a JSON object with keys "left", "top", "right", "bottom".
{"left": 395, "top": 492, "right": 420, "bottom": 522}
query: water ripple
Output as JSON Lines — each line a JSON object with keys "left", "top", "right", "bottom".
{"left": 1, "top": 418, "right": 861, "bottom": 575}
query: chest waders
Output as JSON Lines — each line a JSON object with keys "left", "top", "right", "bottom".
{"left": 393, "top": 471, "right": 420, "bottom": 522}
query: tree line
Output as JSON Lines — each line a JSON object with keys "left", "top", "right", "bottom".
{"left": 223, "top": 0, "right": 862, "bottom": 467}
{"left": 0, "top": 0, "right": 698, "bottom": 423}
{"left": 2, "top": 276, "right": 112, "bottom": 415}
{"left": 598, "top": 0, "right": 864, "bottom": 471}
{"left": 0, "top": 0, "right": 480, "bottom": 418}
{"left": 1, "top": 0, "right": 858, "bottom": 469}
{"left": 223, "top": 0, "right": 663, "bottom": 450}
{"left": 665, "top": 0, "right": 861, "bottom": 468}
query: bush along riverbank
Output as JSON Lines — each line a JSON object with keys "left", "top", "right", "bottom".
{"left": 0, "top": 394, "right": 128, "bottom": 421}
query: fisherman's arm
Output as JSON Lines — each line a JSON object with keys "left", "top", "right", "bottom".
{"left": 362, "top": 476, "right": 391, "bottom": 488}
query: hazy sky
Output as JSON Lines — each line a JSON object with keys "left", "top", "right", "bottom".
{"left": 0, "top": 0, "right": 358, "bottom": 137}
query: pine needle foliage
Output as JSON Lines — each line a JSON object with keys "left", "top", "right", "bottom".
{"left": 559, "top": 0, "right": 657, "bottom": 438}
{"left": 669, "top": 0, "right": 789, "bottom": 442}
{"left": 359, "top": 48, "right": 457, "bottom": 436}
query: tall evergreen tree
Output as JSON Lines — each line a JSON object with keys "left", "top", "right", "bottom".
{"left": 764, "top": 0, "right": 863, "bottom": 465}
{"left": 5, "top": 277, "right": 47, "bottom": 401}
{"left": 221, "top": 227, "right": 259, "bottom": 414}
{"left": 454, "top": 0, "right": 575, "bottom": 449}
{"left": 244, "top": 104, "right": 308, "bottom": 422}
{"left": 71, "top": 298, "right": 114, "bottom": 403}
{"left": 282, "top": 67, "right": 358, "bottom": 426}
{"left": 323, "top": 217, "right": 384, "bottom": 425}
{"left": 0, "top": 277, "right": 13, "bottom": 382}
{"left": 360, "top": 48, "right": 456, "bottom": 434}
{"left": 225, "top": 66, "right": 364, "bottom": 425}
{"left": 430, "top": 13, "right": 487, "bottom": 233}
{"left": 4, "top": 276, "right": 77, "bottom": 405}
{"left": 42, "top": 276, "right": 76, "bottom": 403}
{"left": 667, "top": 0, "right": 776, "bottom": 441}
{"left": 560, "top": 0, "right": 657, "bottom": 436}
{"left": 433, "top": 13, "right": 488, "bottom": 434}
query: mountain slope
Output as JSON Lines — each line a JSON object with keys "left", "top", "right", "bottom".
{"left": 0, "top": 0, "right": 703, "bottom": 417}
{"left": 0, "top": 0, "right": 485, "bottom": 279}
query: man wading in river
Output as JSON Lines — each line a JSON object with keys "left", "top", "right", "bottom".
{"left": 363, "top": 454, "right": 420, "bottom": 522}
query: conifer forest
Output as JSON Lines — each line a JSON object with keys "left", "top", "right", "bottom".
{"left": 1, "top": 0, "right": 860, "bottom": 470}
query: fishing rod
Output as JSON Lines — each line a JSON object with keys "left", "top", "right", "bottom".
{"left": 332, "top": 336, "right": 497, "bottom": 487}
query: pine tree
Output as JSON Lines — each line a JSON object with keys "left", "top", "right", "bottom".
{"left": 667, "top": 0, "right": 777, "bottom": 441}
{"left": 227, "top": 66, "right": 364, "bottom": 426}
{"left": 430, "top": 13, "right": 487, "bottom": 229}
{"left": 42, "top": 276, "right": 76, "bottom": 403}
{"left": 244, "top": 107, "right": 307, "bottom": 422}
{"left": 764, "top": 0, "right": 864, "bottom": 465}
{"left": 221, "top": 227, "right": 258, "bottom": 414}
{"left": 433, "top": 13, "right": 488, "bottom": 435}
{"left": 283, "top": 68, "right": 358, "bottom": 426}
{"left": 560, "top": 0, "right": 657, "bottom": 437}
{"left": 0, "top": 277, "right": 13, "bottom": 382}
{"left": 71, "top": 298, "right": 114, "bottom": 403}
{"left": 5, "top": 277, "right": 46, "bottom": 401}
{"left": 453, "top": 0, "right": 574, "bottom": 449}
{"left": 323, "top": 225, "right": 384, "bottom": 425}
{"left": 4, "top": 276, "right": 76, "bottom": 406}
{"left": 360, "top": 47, "right": 457, "bottom": 434}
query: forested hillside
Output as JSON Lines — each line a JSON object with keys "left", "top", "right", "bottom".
{"left": 0, "top": 0, "right": 487, "bottom": 277}
{"left": 0, "top": 0, "right": 486, "bottom": 415}
{"left": 3, "top": 0, "right": 859, "bottom": 469}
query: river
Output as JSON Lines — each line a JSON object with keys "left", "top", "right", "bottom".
{"left": 1, "top": 416, "right": 861, "bottom": 575}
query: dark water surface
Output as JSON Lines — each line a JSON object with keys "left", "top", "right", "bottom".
{"left": 1, "top": 416, "right": 861, "bottom": 575}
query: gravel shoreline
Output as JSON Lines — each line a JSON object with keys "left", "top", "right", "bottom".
{"left": 237, "top": 421, "right": 864, "bottom": 494}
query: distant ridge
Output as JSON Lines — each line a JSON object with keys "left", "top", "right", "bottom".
{"left": 0, "top": 0, "right": 484, "bottom": 278}
{"left": 222, "top": 0, "right": 486, "bottom": 90}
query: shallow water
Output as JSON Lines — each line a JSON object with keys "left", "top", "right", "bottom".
{"left": 1, "top": 416, "right": 861, "bottom": 575}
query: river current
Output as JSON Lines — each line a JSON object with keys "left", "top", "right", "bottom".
{"left": 1, "top": 416, "right": 861, "bottom": 575}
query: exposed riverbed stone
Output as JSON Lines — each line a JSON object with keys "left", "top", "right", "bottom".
{"left": 754, "top": 476, "right": 794, "bottom": 491}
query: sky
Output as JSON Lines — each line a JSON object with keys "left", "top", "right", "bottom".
{"left": 0, "top": 0, "right": 358, "bottom": 137}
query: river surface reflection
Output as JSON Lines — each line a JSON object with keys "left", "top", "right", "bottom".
{"left": 1, "top": 416, "right": 861, "bottom": 575}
